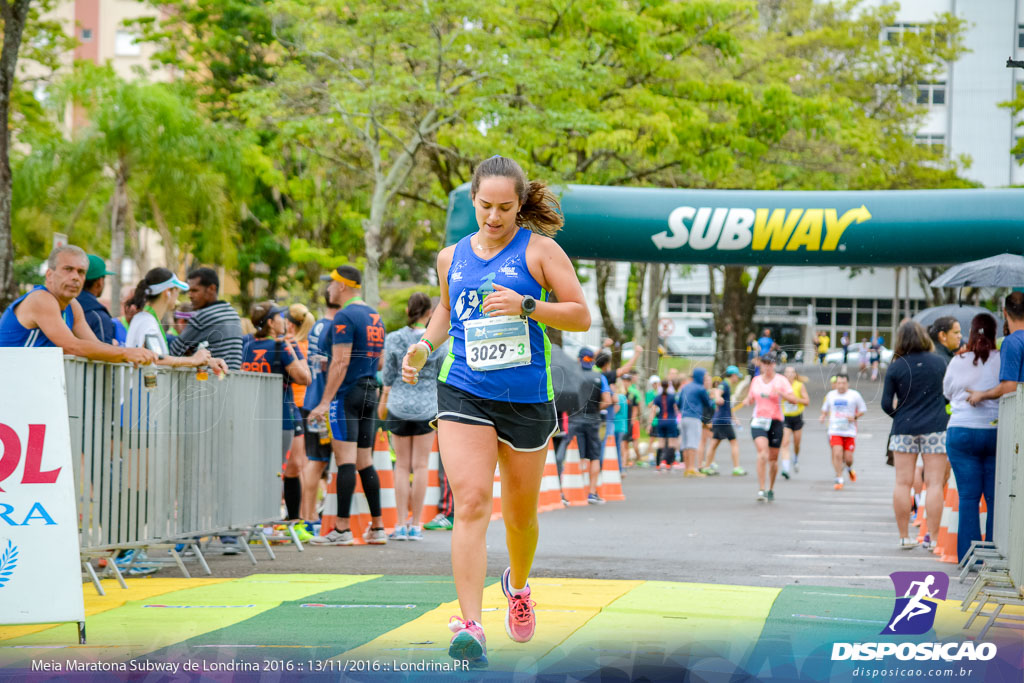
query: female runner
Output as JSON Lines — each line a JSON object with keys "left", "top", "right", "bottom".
{"left": 402, "top": 156, "right": 590, "bottom": 666}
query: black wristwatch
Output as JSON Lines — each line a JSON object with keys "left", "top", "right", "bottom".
{"left": 520, "top": 295, "right": 537, "bottom": 319}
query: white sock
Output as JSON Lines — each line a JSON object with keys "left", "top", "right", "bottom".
{"left": 781, "top": 460, "right": 791, "bottom": 474}
{"left": 835, "top": 476, "right": 844, "bottom": 484}
{"left": 510, "top": 584, "right": 529, "bottom": 596}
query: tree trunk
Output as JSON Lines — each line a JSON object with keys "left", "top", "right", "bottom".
{"left": 109, "top": 169, "right": 127, "bottom": 313}
{"left": 0, "top": 0, "right": 33, "bottom": 310}
{"left": 595, "top": 260, "right": 625, "bottom": 363}
{"left": 640, "top": 263, "right": 669, "bottom": 380}
{"left": 716, "top": 265, "right": 771, "bottom": 369}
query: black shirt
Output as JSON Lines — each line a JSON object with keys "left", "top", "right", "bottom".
{"left": 882, "top": 351, "right": 949, "bottom": 436}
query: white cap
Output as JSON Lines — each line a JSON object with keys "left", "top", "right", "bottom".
{"left": 648, "top": 375, "right": 661, "bottom": 386}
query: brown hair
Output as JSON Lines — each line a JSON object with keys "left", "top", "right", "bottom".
{"left": 470, "top": 155, "right": 563, "bottom": 237}
{"left": 1005, "top": 291, "right": 1024, "bottom": 322}
{"left": 127, "top": 267, "right": 176, "bottom": 311}
{"left": 893, "top": 320, "right": 934, "bottom": 359}
{"left": 962, "top": 313, "right": 997, "bottom": 366}
{"left": 250, "top": 301, "right": 277, "bottom": 339}
{"left": 406, "top": 291, "right": 432, "bottom": 328}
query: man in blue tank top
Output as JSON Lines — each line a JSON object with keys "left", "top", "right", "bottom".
{"left": 0, "top": 245, "right": 157, "bottom": 366}
{"left": 308, "top": 265, "right": 387, "bottom": 546}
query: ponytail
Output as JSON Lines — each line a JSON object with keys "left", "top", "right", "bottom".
{"left": 406, "top": 291, "right": 433, "bottom": 327}
{"left": 471, "top": 155, "right": 563, "bottom": 237}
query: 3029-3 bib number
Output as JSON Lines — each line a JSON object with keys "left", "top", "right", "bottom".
{"left": 464, "top": 316, "right": 531, "bottom": 371}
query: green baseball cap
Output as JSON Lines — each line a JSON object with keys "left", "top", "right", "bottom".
{"left": 86, "top": 255, "right": 115, "bottom": 281}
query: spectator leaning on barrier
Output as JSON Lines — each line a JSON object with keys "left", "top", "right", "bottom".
{"left": 169, "top": 266, "right": 245, "bottom": 370}
{"left": 943, "top": 313, "right": 1000, "bottom": 564}
{"left": 380, "top": 291, "right": 448, "bottom": 541}
{"left": 882, "top": 321, "right": 949, "bottom": 551}
{"left": 75, "top": 254, "right": 117, "bottom": 344}
{"left": 242, "top": 301, "right": 311, "bottom": 525}
{"left": 967, "top": 291, "right": 1024, "bottom": 406}
{"left": 124, "top": 268, "right": 228, "bottom": 374}
{"left": 0, "top": 245, "right": 157, "bottom": 366}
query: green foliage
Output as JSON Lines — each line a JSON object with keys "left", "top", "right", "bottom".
{"left": 378, "top": 284, "right": 441, "bottom": 333}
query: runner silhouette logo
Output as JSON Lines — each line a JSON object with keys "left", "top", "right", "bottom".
{"left": 883, "top": 571, "right": 949, "bottom": 635}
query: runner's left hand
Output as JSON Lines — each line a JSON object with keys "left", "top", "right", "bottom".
{"left": 481, "top": 283, "right": 523, "bottom": 317}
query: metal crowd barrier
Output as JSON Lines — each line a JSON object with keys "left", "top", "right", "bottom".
{"left": 64, "top": 358, "right": 284, "bottom": 587}
{"left": 960, "top": 385, "right": 1024, "bottom": 637}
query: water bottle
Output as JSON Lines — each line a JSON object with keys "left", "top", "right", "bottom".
{"left": 195, "top": 341, "right": 210, "bottom": 381}
{"left": 143, "top": 364, "right": 158, "bottom": 389}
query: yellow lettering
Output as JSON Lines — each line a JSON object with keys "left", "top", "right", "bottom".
{"left": 823, "top": 205, "right": 872, "bottom": 250}
{"left": 786, "top": 209, "right": 824, "bottom": 251}
{"left": 752, "top": 209, "right": 803, "bottom": 251}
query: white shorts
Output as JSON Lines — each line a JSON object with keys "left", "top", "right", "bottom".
{"left": 681, "top": 417, "right": 702, "bottom": 451}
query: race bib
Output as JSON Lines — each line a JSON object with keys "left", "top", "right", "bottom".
{"left": 464, "top": 315, "right": 531, "bottom": 371}
{"left": 751, "top": 416, "right": 772, "bottom": 430}
{"left": 830, "top": 416, "right": 853, "bottom": 432}
{"left": 783, "top": 401, "right": 799, "bottom": 413}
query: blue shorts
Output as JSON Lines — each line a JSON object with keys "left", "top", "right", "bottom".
{"left": 329, "top": 378, "right": 378, "bottom": 449}
{"left": 655, "top": 421, "right": 679, "bottom": 439}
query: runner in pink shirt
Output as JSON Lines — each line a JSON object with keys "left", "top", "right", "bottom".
{"left": 742, "top": 353, "right": 807, "bottom": 502}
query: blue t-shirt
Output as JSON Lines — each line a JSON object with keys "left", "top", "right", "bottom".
{"left": 655, "top": 391, "right": 678, "bottom": 422}
{"left": 999, "top": 330, "right": 1024, "bottom": 382}
{"left": 242, "top": 337, "right": 304, "bottom": 429}
{"left": 331, "top": 299, "right": 385, "bottom": 396}
{"left": 712, "top": 381, "right": 733, "bottom": 424}
{"left": 677, "top": 381, "right": 714, "bottom": 419}
{"left": 613, "top": 393, "right": 628, "bottom": 434}
{"left": 303, "top": 316, "right": 333, "bottom": 410}
{"left": 757, "top": 336, "right": 774, "bottom": 356}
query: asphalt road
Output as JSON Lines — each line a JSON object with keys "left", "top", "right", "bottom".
{"left": 185, "top": 368, "right": 969, "bottom": 601}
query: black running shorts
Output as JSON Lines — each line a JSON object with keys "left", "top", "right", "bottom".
{"left": 751, "top": 419, "right": 784, "bottom": 449}
{"left": 329, "top": 378, "right": 379, "bottom": 448}
{"left": 301, "top": 407, "right": 333, "bottom": 462}
{"left": 435, "top": 382, "right": 557, "bottom": 452}
{"left": 783, "top": 414, "right": 805, "bottom": 432}
{"left": 712, "top": 423, "right": 737, "bottom": 441}
{"left": 385, "top": 417, "right": 433, "bottom": 437}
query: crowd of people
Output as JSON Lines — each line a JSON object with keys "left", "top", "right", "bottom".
{"left": 4, "top": 186, "right": 1024, "bottom": 668}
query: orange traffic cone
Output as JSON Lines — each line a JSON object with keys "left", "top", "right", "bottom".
{"left": 372, "top": 429, "right": 398, "bottom": 531}
{"left": 538, "top": 440, "right": 562, "bottom": 512}
{"left": 562, "top": 437, "right": 587, "bottom": 506}
{"left": 933, "top": 472, "right": 959, "bottom": 563}
{"left": 419, "top": 435, "right": 442, "bottom": 526}
{"left": 598, "top": 434, "right": 625, "bottom": 502}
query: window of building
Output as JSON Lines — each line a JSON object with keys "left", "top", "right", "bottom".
{"left": 115, "top": 31, "right": 141, "bottom": 57}
{"left": 666, "top": 293, "right": 684, "bottom": 312}
{"left": 80, "top": 28, "right": 92, "bottom": 41}
{"left": 791, "top": 297, "right": 812, "bottom": 308}
{"left": 816, "top": 311, "right": 832, "bottom": 326}
{"left": 915, "top": 81, "right": 946, "bottom": 107}
{"left": 1018, "top": 25, "right": 1024, "bottom": 49}
{"left": 915, "top": 133, "right": 946, "bottom": 152}
{"left": 884, "top": 23, "right": 920, "bottom": 44}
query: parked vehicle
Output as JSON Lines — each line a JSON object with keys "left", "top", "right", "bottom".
{"left": 824, "top": 341, "right": 893, "bottom": 368}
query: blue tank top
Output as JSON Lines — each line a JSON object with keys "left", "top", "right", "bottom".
{"left": 0, "top": 286, "right": 74, "bottom": 347}
{"left": 438, "top": 228, "right": 552, "bottom": 403}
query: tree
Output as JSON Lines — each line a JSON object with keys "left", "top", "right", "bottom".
{"left": 1, "top": 0, "right": 77, "bottom": 308}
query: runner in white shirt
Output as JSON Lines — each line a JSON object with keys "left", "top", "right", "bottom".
{"left": 819, "top": 373, "right": 866, "bottom": 490}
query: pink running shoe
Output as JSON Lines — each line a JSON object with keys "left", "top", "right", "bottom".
{"left": 447, "top": 615, "right": 487, "bottom": 666}
{"left": 501, "top": 567, "right": 536, "bottom": 643}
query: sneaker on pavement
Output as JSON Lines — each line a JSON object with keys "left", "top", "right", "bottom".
{"left": 781, "top": 470, "right": 790, "bottom": 480}
{"left": 757, "top": 490, "right": 767, "bottom": 502}
{"left": 587, "top": 493, "right": 605, "bottom": 505}
{"left": 388, "top": 525, "right": 408, "bottom": 542}
{"left": 899, "top": 537, "right": 920, "bottom": 549}
{"left": 847, "top": 467, "right": 857, "bottom": 482}
{"left": 765, "top": 489, "right": 775, "bottom": 502}
{"left": 448, "top": 616, "right": 487, "bottom": 666}
{"left": 684, "top": 468, "right": 706, "bottom": 478}
{"left": 921, "top": 533, "right": 935, "bottom": 550}
{"left": 501, "top": 567, "right": 536, "bottom": 643}
{"left": 732, "top": 467, "right": 747, "bottom": 476}
{"left": 793, "top": 456, "right": 800, "bottom": 473}
{"left": 294, "top": 525, "right": 314, "bottom": 543}
{"left": 671, "top": 462, "right": 685, "bottom": 471}
{"left": 127, "top": 565, "right": 160, "bottom": 577}
{"left": 560, "top": 495, "right": 571, "bottom": 507}
{"left": 834, "top": 478, "right": 844, "bottom": 491}
{"left": 364, "top": 527, "right": 388, "bottom": 545}
{"left": 407, "top": 526, "right": 423, "bottom": 541}
{"left": 423, "top": 514, "right": 454, "bottom": 531}
{"left": 310, "top": 529, "right": 354, "bottom": 546}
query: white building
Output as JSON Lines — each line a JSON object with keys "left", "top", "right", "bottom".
{"left": 571, "top": 3, "right": 1015, "bottom": 354}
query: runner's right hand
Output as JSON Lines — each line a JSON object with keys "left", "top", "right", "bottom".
{"left": 402, "top": 342, "right": 428, "bottom": 384}
{"left": 123, "top": 347, "right": 159, "bottom": 366}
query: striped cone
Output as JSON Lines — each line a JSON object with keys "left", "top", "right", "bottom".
{"left": 598, "top": 434, "right": 625, "bottom": 502}
{"left": 419, "top": 437, "right": 442, "bottom": 525}
{"left": 979, "top": 496, "right": 988, "bottom": 541}
{"left": 538, "top": 441, "right": 562, "bottom": 512}
{"left": 491, "top": 463, "right": 503, "bottom": 520}
{"left": 914, "top": 484, "right": 928, "bottom": 543}
{"left": 320, "top": 459, "right": 339, "bottom": 538}
{"left": 933, "top": 471, "right": 959, "bottom": 563}
{"left": 562, "top": 437, "right": 587, "bottom": 506}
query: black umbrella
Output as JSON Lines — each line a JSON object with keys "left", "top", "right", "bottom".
{"left": 929, "top": 253, "right": 1024, "bottom": 288}
{"left": 548, "top": 344, "right": 587, "bottom": 415}
{"left": 913, "top": 304, "right": 1003, "bottom": 337}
